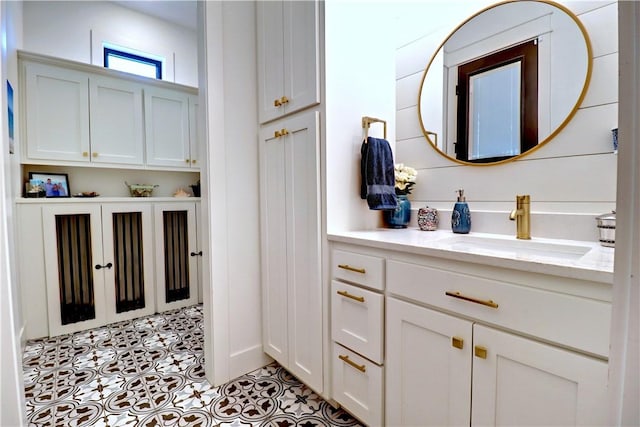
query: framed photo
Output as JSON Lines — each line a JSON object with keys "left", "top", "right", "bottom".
{"left": 28, "top": 172, "right": 70, "bottom": 198}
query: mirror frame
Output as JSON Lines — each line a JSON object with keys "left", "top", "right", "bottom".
{"left": 417, "top": 0, "right": 593, "bottom": 166}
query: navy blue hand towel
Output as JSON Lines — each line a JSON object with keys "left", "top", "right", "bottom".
{"left": 360, "top": 136, "right": 398, "bottom": 210}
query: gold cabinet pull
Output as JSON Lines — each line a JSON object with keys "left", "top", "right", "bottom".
{"left": 474, "top": 346, "right": 488, "bottom": 359}
{"left": 191, "top": 159, "right": 197, "bottom": 164}
{"left": 445, "top": 291, "right": 498, "bottom": 309}
{"left": 280, "top": 128, "right": 289, "bottom": 136}
{"left": 82, "top": 151, "right": 89, "bottom": 157}
{"left": 337, "top": 264, "right": 366, "bottom": 274}
{"left": 338, "top": 354, "right": 366, "bottom": 373}
{"left": 274, "top": 98, "right": 282, "bottom": 107}
{"left": 274, "top": 130, "right": 282, "bottom": 138}
{"left": 185, "top": 159, "right": 191, "bottom": 163}
{"left": 336, "top": 290, "right": 365, "bottom": 303}
{"left": 452, "top": 336, "right": 464, "bottom": 350}
{"left": 280, "top": 95, "right": 289, "bottom": 104}
{"left": 92, "top": 152, "right": 98, "bottom": 157}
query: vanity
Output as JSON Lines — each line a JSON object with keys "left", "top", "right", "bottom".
{"left": 328, "top": 230, "right": 613, "bottom": 426}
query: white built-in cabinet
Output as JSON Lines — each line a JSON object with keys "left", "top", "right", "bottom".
{"left": 20, "top": 52, "right": 198, "bottom": 170}
{"left": 384, "top": 257, "right": 610, "bottom": 426}
{"left": 145, "top": 88, "right": 199, "bottom": 169}
{"left": 153, "top": 202, "right": 201, "bottom": 312}
{"left": 18, "top": 199, "right": 201, "bottom": 339}
{"left": 89, "top": 75, "right": 144, "bottom": 165}
{"left": 259, "top": 110, "right": 323, "bottom": 392}
{"left": 256, "top": 0, "right": 319, "bottom": 124}
{"left": 41, "top": 203, "right": 155, "bottom": 336}
{"left": 24, "top": 62, "right": 90, "bottom": 162}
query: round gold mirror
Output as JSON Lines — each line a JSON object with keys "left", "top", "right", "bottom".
{"left": 418, "top": 0, "right": 592, "bottom": 165}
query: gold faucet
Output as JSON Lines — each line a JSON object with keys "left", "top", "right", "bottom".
{"left": 509, "top": 195, "right": 531, "bottom": 239}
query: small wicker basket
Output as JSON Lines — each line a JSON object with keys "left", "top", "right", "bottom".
{"left": 125, "top": 182, "right": 158, "bottom": 197}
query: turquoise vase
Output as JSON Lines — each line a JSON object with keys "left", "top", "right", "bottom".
{"left": 384, "top": 195, "right": 411, "bottom": 228}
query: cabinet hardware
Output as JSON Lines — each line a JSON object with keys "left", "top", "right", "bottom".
{"left": 280, "top": 96, "right": 289, "bottom": 105}
{"left": 274, "top": 98, "right": 282, "bottom": 107}
{"left": 191, "top": 159, "right": 197, "bottom": 164}
{"left": 190, "top": 251, "right": 203, "bottom": 257}
{"left": 92, "top": 152, "right": 98, "bottom": 157}
{"left": 185, "top": 159, "right": 190, "bottom": 163}
{"left": 337, "top": 264, "right": 366, "bottom": 274}
{"left": 94, "top": 262, "right": 113, "bottom": 270}
{"left": 281, "top": 128, "right": 289, "bottom": 136}
{"left": 336, "top": 290, "right": 365, "bottom": 303}
{"left": 445, "top": 291, "right": 499, "bottom": 308}
{"left": 274, "top": 130, "right": 282, "bottom": 138}
{"left": 474, "top": 346, "right": 488, "bottom": 359}
{"left": 452, "top": 336, "right": 464, "bottom": 349}
{"left": 82, "top": 151, "right": 89, "bottom": 157}
{"left": 338, "top": 354, "right": 366, "bottom": 373}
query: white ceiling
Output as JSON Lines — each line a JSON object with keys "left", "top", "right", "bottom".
{"left": 113, "top": 0, "right": 198, "bottom": 31}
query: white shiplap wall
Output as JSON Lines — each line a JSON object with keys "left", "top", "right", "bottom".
{"left": 395, "top": 1, "right": 618, "bottom": 241}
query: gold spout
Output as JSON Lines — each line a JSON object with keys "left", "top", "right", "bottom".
{"left": 509, "top": 195, "right": 531, "bottom": 239}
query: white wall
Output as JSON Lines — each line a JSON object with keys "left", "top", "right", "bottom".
{"left": 325, "top": 1, "right": 397, "bottom": 232}
{"left": 0, "top": 0, "right": 26, "bottom": 424}
{"left": 22, "top": 1, "right": 198, "bottom": 87}
{"left": 394, "top": 1, "right": 617, "bottom": 241}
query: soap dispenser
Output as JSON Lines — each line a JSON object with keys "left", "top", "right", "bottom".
{"left": 451, "top": 189, "right": 471, "bottom": 234}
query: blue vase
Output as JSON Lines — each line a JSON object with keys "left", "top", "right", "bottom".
{"left": 384, "top": 195, "right": 411, "bottom": 228}
{"left": 451, "top": 201, "right": 471, "bottom": 233}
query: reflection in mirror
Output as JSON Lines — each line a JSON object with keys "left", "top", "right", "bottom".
{"left": 418, "top": 0, "right": 592, "bottom": 165}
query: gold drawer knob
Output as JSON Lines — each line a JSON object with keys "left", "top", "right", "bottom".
{"left": 452, "top": 336, "right": 464, "bottom": 349}
{"left": 474, "top": 346, "right": 488, "bottom": 359}
{"left": 92, "top": 152, "right": 98, "bottom": 157}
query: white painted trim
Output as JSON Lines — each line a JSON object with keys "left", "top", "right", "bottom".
{"left": 229, "top": 344, "right": 273, "bottom": 381}
{"left": 199, "top": 1, "right": 230, "bottom": 387}
{"left": 609, "top": 2, "right": 640, "bottom": 425}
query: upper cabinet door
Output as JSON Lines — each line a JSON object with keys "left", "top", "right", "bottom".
{"left": 257, "top": 0, "right": 319, "bottom": 124}
{"left": 89, "top": 75, "right": 144, "bottom": 165}
{"left": 144, "top": 86, "right": 192, "bottom": 168}
{"left": 24, "top": 62, "right": 90, "bottom": 162}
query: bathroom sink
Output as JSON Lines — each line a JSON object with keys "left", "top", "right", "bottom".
{"left": 435, "top": 235, "right": 592, "bottom": 261}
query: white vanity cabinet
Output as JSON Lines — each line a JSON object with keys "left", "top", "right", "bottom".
{"left": 259, "top": 110, "right": 323, "bottom": 392}
{"left": 144, "top": 87, "right": 199, "bottom": 169}
{"left": 256, "top": 0, "right": 320, "bottom": 124}
{"left": 330, "top": 249, "right": 385, "bottom": 426}
{"left": 385, "top": 257, "right": 610, "bottom": 426}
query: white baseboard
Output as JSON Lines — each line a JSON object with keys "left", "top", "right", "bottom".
{"left": 229, "top": 344, "right": 273, "bottom": 381}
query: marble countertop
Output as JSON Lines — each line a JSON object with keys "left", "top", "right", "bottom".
{"left": 328, "top": 228, "right": 614, "bottom": 284}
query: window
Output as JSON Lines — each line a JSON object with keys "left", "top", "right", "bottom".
{"left": 455, "top": 39, "right": 538, "bottom": 163}
{"left": 104, "top": 47, "right": 163, "bottom": 79}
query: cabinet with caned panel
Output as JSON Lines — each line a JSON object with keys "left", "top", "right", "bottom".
{"left": 18, "top": 199, "right": 202, "bottom": 339}
{"left": 41, "top": 203, "right": 155, "bottom": 336}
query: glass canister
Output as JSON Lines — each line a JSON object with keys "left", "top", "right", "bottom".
{"left": 418, "top": 206, "right": 439, "bottom": 231}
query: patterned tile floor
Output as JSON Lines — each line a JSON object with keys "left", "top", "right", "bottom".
{"left": 23, "top": 305, "right": 363, "bottom": 427}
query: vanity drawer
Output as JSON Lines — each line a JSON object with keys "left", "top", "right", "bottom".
{"left": 332, "top": 249, "right": 384, "bottom": 291}
{"left": 332, "top": 342, "right": 384, "bottom": 427}
{"left": 331, "top": 280, "right": 384, "bottom": 364}
{"left": 387, "top": 260, "right": 611, "bottom": 358}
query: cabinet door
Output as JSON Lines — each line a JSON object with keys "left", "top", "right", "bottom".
{"left": 386, "top": 297, "right": 473, "bottom": 426}
{"left": 144, "top": 87, "right": 191, "bottom": 168}
{"left": 260, "top": 119, "right": 289, "bottom": 366}
{"left": 285, "top": 111, "right": 322, "bottom": 391}
{"left": 89, "top": 76, "right": 144, "bottom": 165}
{"left": 188, "top": 95, "right": 200, "bottom": 169}
{"left": 24, "top": 62, "right": 90, "bottom": 162}
{"left": 154, "top": 202, "right": 199, "bottom": 312}
{"left": 259, "top": 111, "right": 322, "bottom": 391}
{"left": 283, "top": 1, "right": 320, "bottom": 116}
{"left": 257, "top": 0, "right": 285, "bottom": 123}
{"left": 42, "top": 204, "right": 106, "bottom": 337}
{"left": 471, "top": 324, "right": 609, "bottom": 426}
{"left": 101, "top": 204, "right": 155, "bottom": 323}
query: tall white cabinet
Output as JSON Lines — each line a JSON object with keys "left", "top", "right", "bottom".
{"left": 259, "top": 111, "right": 323, "bottom": 392}
{"left": 256, "top": 0, "right": 320, "bottom": 124}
